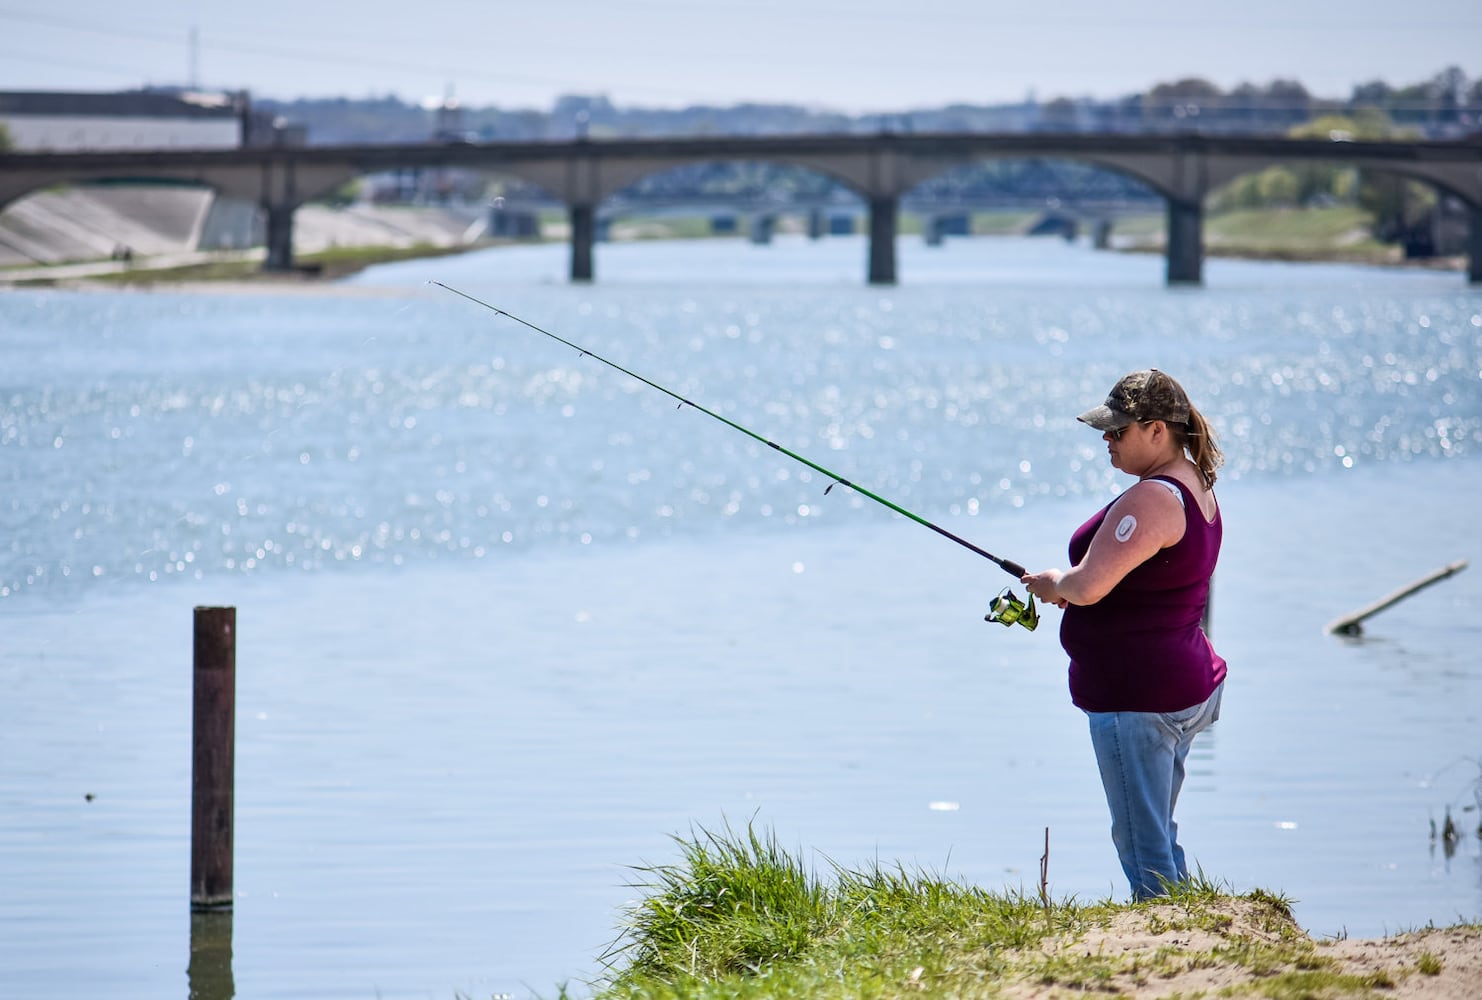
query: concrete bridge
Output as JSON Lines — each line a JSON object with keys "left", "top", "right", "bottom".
{"left": 3, "top": 131, "right": 1479, "bottom": 284}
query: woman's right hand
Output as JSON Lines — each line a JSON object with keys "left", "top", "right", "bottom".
{"left": 1022, "top": 569, "right": 1069, "bottom": 609}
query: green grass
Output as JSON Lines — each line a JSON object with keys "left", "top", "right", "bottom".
{"left": 1106, "top": 211, "right": 1165, "bottom": 239}
{"left": 1110, "top": 204, "right": 1402, "bottom": 261}
{"left": 590, "top": 823, "right": 1464, "bottom": 999}
{"left": 606, "top": 216, "right": 726, "bottom": 241}
{"left": 1416, "top": 950, "right": 1444, "bottom": 975}
{"left": 971, "top": 210, "right": 1039, "bottom": 235}
{"left": 1207, "top": 205, "right": 1372, "bottom": 245}
{"left": 599, "top": 823, "right": 1064, "bottom": 995}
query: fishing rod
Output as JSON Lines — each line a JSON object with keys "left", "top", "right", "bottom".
{"left": 433, "top": 281, "right": 1038, "bottom": 630}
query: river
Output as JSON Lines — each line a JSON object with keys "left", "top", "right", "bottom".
{"left": 2, "top": 233, "right": 1479, "bottom": 999}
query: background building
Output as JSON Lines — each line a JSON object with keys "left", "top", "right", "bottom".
{"left": 0, "top": 89, "right": 247, "bottom": 151}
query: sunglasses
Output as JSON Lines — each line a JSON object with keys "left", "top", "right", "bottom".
{"left": 1106, "top": 420, "right": 1152, "bottom": 441}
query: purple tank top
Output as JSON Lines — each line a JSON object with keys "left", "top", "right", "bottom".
{"left": 1060, "top": 475, "right": 1226, "bottom": 713}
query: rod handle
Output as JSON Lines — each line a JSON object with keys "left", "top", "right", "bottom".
{"left": 999, "top": 559, "right": 1027, "bottom": 579}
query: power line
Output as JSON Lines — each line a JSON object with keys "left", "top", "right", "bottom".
{"left": 0, "top": 7, "right": 739, "bottom": 105}
{"left": 0, "top": 45, "right": 156, "bottom": 82}
{"left": 1, "top": 6, "right": 1475, "bottom": 110}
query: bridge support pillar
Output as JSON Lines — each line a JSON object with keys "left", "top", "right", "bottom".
{"left": 262, "top": 203, "right": 295, "bottom": 272}
{"left": 570, "top": 203, "right": 595, "bottom": 282}
{"left": 1468, "top": 202, "right": 1482, "bottom": 285}
{"left": 868, "top": 195, "right": 898, "bottom": 285}
{"left": 1165, "top": 197, "right": 1203, "bottom": 285}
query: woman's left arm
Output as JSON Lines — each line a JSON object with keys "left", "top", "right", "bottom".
{"left": 1023, "top": 481, "right": 1186, "bottom": 607}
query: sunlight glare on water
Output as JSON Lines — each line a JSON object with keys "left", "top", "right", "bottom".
{"left": 1, "top": 235, "right": 1479, "bottom": 998}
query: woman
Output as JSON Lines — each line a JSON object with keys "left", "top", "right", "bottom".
{"left": 1022, "top": 369, "right": 1226, "bottom": 901}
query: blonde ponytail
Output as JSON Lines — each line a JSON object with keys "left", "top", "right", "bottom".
{"left": 1177, "top": 406, "right": 1224, "bottom": 488}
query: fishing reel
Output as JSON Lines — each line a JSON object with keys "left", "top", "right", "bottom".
{"left": 985, "top": 587, "right": 1039, "bottom": 631}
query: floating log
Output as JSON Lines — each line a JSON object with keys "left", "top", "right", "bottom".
{"left": 1325, "top": 560, "right": 1468, "bottom": 636}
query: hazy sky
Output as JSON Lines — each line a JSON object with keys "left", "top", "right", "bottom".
{"left": 1, "top": 1, "right": 1477, "bottom": 112}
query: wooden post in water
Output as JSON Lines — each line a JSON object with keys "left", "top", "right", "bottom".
{"left": 191, "top": 606, "right": 236, "bottom": 911}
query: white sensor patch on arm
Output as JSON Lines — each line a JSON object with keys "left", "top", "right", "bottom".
{"left": 1114, "top": 514, "right": 1138, "bottom": 542}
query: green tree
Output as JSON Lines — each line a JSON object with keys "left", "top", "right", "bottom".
{"left": 1255, "top": 167, "right": 1300, "bottom": 206}
{"left": 1430, "top": 66, "right": 1468, "bottom": 107}
{"left": 1349, "top": 79, "right": 1394, "bottom": 109}
{"left": 1283, "top": 113, "right": 1394, "bottom": 206}
{"left": 1148, "top": 77, "right": 1223, "bottom": 100}
{"left": 0, "top": 122, "right": 13, "bottom": 152}
{"left": 1310, "top": 110, "right": 1437, "bottom": 241}
{"left": 1359, "top": 173, "right": 1436, "bottom": 242}
{"left": 1144, "top": 77, "right": 1222, "bottom": 126}
{"left": 1208, "top": 173, "right": 1264, "bottom": 212}
{"left": 1264, "top": 79, "right": 1312, "bottom": 111}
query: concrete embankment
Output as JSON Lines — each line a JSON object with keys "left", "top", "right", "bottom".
{"left": 0, "top": 186, "right": 485, "bottom": 271}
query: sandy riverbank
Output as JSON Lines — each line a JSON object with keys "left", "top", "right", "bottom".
{"left": 1013, "top": 900, "right": 1481, "bottom": 999}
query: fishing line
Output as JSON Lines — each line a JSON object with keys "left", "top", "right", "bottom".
{"left": 432, "top": 281, "right": 1038, "bottom": 629}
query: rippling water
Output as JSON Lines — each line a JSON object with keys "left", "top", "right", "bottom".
{"left": 2, "top": 235, "right": 1480, "bottom": 999}
{"left": 6, "top": 238, "right": 1479, "bottom": 597}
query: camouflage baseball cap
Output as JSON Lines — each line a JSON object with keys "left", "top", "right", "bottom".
{"left": 1077, "top": 369, "right": 1191, "bottom": 432}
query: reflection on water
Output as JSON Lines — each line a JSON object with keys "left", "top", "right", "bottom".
{"left": 4, "top": 240, "right": 1480, "bottom": 601}
{"left": 0, "top": 236, "right": 1479, "bottom": 999}
{"left": 188, "top": 913, "right": 233, "bottom": 1000}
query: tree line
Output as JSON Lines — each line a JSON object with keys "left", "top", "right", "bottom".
{"left": 257, "top": 66, "right": 1479, "bottom": 145}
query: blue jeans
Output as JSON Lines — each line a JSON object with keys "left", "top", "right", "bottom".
{"left": 1086, "top": 681, "right": 1223, "bottom": 900}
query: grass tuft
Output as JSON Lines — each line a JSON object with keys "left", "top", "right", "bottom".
{"left": 602, "top": 821, "right": 834, "bottom": 985}
{"left": 1416, "top": 950, "right": 1444, "bottom": 975}
{"left": 593, "top": 825, "right": 1472, "bottom": 999}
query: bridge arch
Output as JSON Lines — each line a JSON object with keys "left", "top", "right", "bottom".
{"left": 0, "top": 161, "right": 357, "bottom": 210}
{"left": 600, "top": 160, "right": 862, "bottom": 243}
{"left": 498, "top": 153, "right": 881, "bottom": 282}
{"left": 0, "top": 158, "right": 359, "bottom": 270}
{"left": 1086, "top": 147, "right": 1482, "bottom": 282}
{"left": 4, "top": 134, "right": 1479, "bottom": 283}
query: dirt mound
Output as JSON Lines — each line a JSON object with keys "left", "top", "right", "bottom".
{"left": 1008, "top": 897, "right": 1480, "bottom": 998}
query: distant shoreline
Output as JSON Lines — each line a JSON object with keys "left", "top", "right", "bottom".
{"left": 0, "top": 227, "right": 1468, "bottom": 291}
